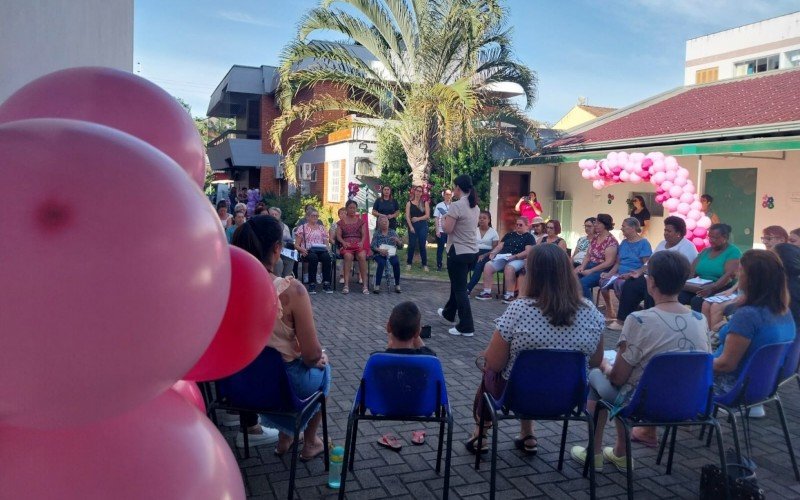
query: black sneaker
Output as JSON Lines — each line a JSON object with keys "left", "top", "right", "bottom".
{"left": 308, "top": 283, "right": 317, "bottom": 295}
{"left": 322, "top": 283, "right": 333, "bottom": 294}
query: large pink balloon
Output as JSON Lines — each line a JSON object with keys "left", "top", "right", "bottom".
{"left": 0, "top": 391, "right": 245, "bottom": 499}
{"left": 0, "top": 119, "right": 230, "bottom": 428}
{"left": 171, "top": 381, "right": 207, "bottom": 413}
{"left": 0, "top": 67, "right": 205, "bottom": 186}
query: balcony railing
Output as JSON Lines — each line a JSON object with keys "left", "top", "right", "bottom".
{"left": 207, "top": 129, "right": 259, "bottom": 148}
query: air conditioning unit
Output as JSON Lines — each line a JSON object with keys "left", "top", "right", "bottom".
{"left": 354, "top": 157, "right": 381, "bottom": 177}
{"left": 300, "top": 163, "right": 317, "bottom": 182}
{"left": 274, "top": 162, "right": 284, "bottom": 179}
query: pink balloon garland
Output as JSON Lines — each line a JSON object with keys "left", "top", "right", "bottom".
{"left": 578, "top": 152, "right": 710, "bottom": 251}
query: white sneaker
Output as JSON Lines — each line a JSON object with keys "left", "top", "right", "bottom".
{"left": 216, "top": 410, "right": 240, "bottom": 427}
{"left": 236, "top": 425, "right": 280, "bottom": 448}
{"left": 437, "top": 308, "right": 455, "bottom": 325}
{"left": 449, "top": 327, "right": 474, "bottom": 337}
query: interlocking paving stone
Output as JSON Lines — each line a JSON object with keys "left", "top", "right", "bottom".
{"left": 216, "top": 277, "right": 800, "bottom": 499}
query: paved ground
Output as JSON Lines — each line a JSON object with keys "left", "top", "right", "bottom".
{"left": 219, "top": 277, "right": 800, "bottom": 499}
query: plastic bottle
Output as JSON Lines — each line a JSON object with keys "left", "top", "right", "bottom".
{"left": 328, "top": 446, "right": 344, "bottom": 489}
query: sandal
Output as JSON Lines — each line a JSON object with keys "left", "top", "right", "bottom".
{"left": 274, "top": 434, "right": 304, "bottom": 457}
{"left": 464, "top": 434, "right": 489, "bottom": 455}
{"left": 342, "top": 286, "right": 349, "bottom": 294}
{"left": 362, "top": 287, "right": 370, "bottom": 295}
{"left": 514, "top": 434, "right": 538, "bottom": 455}
{"left": 377, "top": 434, "right": 402, "bottom": 452}
{"left": 411, "top": 430, "right": 426, "bottom": 445}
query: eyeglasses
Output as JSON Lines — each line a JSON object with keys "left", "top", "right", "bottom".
{"left": 584, "top": 224, "right": 594, "bottom": 228}
{"left": 515, "top": 223, "right": 525, "bottom": 227}
{"left": 546, "top": 225, "right": 555, "bottom": 229}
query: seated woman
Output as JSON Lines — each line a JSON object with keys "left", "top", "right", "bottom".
{"left": 269, "top": 206, "right": 295, "bottom": 278}
{"left": 294, "top": 209, "right": 333, "bottom": 294}
{"left": 702, "top": 225, "right": 788, "bottom": 330}
{"left": 539, "top": 219, "right": 568, "bottom": 251}
{"left": 603, "top": 218, "right": 653, "bottom": 331}
{"left": 467, "top": 244, "right": 605, "bottom": 454}
{"left": 337, "top": 200, "right": 369, "bottom": 294}
{"left": 467, "top": 210, "right": 499, "bottom": 294}
{"left": 571, "top": 251, "right": 710, "bottom": 472}
{"left": 775, "top": 243, "right": 800, "bottom": 327}
{"left": 614, "top": 216, "right": 698, "bottom": 328}
{"left": 231, "top": 215, "right": 331, "bottom": 459}
{"left": 713, "top": 250, "right": 796, "bottom": 397}
{"left": 575, "top": 214, "right": 619, "bottom": 303}
{"left": 679, "top": 223, "right": 741, "bottom": 312}
{"left": 371, "top": 214, "right": 403, "bottom": 293}
{"left": 790, "top": 227, "right": 800, "bottom": 247}
{"left": 572, "top": 217, "right": 596, "bottom": 267}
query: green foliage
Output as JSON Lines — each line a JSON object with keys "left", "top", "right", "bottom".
{"left": 260, "top": 192, "right": 335, "bottom": 230}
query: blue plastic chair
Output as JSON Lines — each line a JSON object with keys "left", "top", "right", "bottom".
{"left": 210, "top": 347, "right": 329, "bottom": 500}
{"left": 598, "top": 351, "right": 725, "bottom": 500}
{"left": 701, "top": 341, "right": 797, "bottom": 480}
{"left": 475, "top": 350, "right": 596, "bottom": 500}
{"left": 338, "top": 353, "right": 453, "bottom": 500}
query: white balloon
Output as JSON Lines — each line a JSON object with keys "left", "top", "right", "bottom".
{"left": 698, "top": 216, "right": 712, "bottom": 229}
{"left": 680, "top": 192, "right": 694, "bottom": 204}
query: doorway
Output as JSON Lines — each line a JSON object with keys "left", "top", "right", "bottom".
{"left": 498, "top": 171, "right": 530, "bottom": 236}
{"left": 704, "top": 168, "right": 757, "bottom": 253}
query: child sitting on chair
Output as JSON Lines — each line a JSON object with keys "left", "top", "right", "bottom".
{"left": 385, "top": 301, "right": 436, "bottom": 356}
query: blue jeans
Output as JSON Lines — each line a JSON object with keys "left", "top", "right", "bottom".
{"left": 436, "top": 233, "right": 448, "bottom": 269}
{"left": 406, "top": 221, "right": 428, "bottom": 266}
{"left": 578, "top": 262, "right": 601, "bottom": 299}
{"left": 374, "top": 254, "right": 400, "bottom": 285}
{"left": 467, "top": 249, "right": 491, "bottom": 292}
{"left": 259, "top": 360, "right": 332, "bottom": 436}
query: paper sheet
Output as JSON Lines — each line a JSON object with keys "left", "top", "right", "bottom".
{"left": 378, "top": 244, "right": 397, "bottom": 256}
{"left": 686, "top": 277, "right": 713, "bottom": 286}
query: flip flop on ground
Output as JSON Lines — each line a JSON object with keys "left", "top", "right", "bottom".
{"left": 411, "top": 430, "right": 426, "bottom": 445}
{"left": 377, "top": 434, "right": 402, "bottom": 452}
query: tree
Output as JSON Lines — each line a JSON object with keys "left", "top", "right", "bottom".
{"left": 272, "top": 0, "right": 537, "bottom": 185}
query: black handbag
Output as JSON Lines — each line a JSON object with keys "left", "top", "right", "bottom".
{"left": 699, "top": 462, "right": 765, "bottom": 500}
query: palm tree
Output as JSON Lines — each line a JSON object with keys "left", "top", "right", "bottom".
{"left": 271, "top": 0, "right": 537, "bottom": 185}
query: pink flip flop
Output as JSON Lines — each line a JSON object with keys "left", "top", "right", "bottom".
{"left": 377, "top": 434, "right": 402, "bottom": 451}
{"left": 411, "top": 430, "right": 426, "bottom": 445}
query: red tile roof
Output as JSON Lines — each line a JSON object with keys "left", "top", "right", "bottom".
{"left": 548, "top": 69, "right": 800, "bottom": 149}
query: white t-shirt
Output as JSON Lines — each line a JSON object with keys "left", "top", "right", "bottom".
{"left": 434, "top": 201, "right": 450, "bottom": 232}
{"left": 476, "top": 227, "right": 499, "bottom": 250}
{"left": 654, "top": 238, "right": 699, "bottom": 264}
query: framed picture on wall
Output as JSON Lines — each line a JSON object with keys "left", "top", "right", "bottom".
{"left": 629, "top": 191, "right": 663, "bottom": 217}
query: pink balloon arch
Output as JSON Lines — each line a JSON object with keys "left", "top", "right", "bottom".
{"left": 578, "top": 151, "right": 710, "bottom": 251}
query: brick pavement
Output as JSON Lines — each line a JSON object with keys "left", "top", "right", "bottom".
{"left": 220, "top": 277, "right": 800, "bottom": 499}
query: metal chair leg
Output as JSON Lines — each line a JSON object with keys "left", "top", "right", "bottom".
{"left": 775, "top": 397, "right": 800, "bottom": 481}
{"left": 348, "top": 417, "right": 360, "bottom": 472}
{"left": 586, "top": 414, "right": 596, "bottom": 500}
{"left": 712, "top": 419, "right": 729, "bottom": 500}
{"left": 443, "top": 414, "right": 453, "bottom": 500}
{"left": 338, "top": 415, "right": 355, "bottom": 500}
{"left": 321, "top": 398, "right": 330, "bottom": 471}
{"left": 436, "top": 417, "right": 445, "bottom": 474}
{"left": 728, "top": 410, "right": 743, "bottom": 464}
{"left": 622, "top": 420, "right": 634, "bottom": 500}
{"left": 666, "top": 425, "right": 678, "bottom": 475}
{"left": 489, "top": 415, "right": 500, "bottom": 500}
{"left": 656, "top": 426, "right": 670, "bottom": 465}
{"left": 287, "top": 419, "right": 301, "bottom": 500}
{"left": 475, "top": 410, "right": 486, "bottom": 470}
{"left": 558, "top": 419, "right": 569, "bottom": 471}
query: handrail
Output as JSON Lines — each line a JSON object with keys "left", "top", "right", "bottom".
{"left": 207, "top": 129, "right": 257, "bottom": 148}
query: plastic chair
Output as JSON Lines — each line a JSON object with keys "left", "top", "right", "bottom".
{"left": 209, "top": 347, "right": 329, "bottom": 500}
{"left": 597, "top": 351, "right": 725, "bottom": 500}
{"left": 475, "top": 350, "right": 596, "bottom": 500}
{"left": 701, "top": 342, "right": 796, "bottom": 480}
{"left": 338, "top": 353, "right": 453, "bottom": 500}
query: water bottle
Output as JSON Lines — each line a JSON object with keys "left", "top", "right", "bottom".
{"left": 328, "top": 445, "right": 344, "bottom": 489}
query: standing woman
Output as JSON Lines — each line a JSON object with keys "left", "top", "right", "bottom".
{"left": 405, "top": 185, "right": 430, "bottom": 272}
{"left": 629, "top": 196, "right": 651, "bottom": 238}
{"left": 515, "top": 191, "right": 543, "bottom": 221}
{"left": 701, "top": 194, "right": 721, "bottom": 225}
{"left": 437, "top": 175, "right": 480, "bottom": 337}
{"left": 337, "top": 200, "right": 369, "bottom": 294}
{"left": 434, "top": 189, "right": 453, "bottom": 271}
{"left": 372, "top": 185, "right": 400, "bottom": 230}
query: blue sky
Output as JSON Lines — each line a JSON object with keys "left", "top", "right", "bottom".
{"left": 134, "top": 0, "right": 798, "bottom": 124}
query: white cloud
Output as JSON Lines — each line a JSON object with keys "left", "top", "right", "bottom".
{"left": 217, "top": 10, "right": 279, "bottom": 28}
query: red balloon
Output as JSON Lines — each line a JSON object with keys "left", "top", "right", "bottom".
{"left": 171, "top": 380, "right": 207, "bottom": 413}
{"left": 184, "top": 246, "right": 278, "bottom": 381}
{"left": 0, "top": 119, "right": 229, "bottom": 428}
{"left": 0, "top": 391, "right": 245, "bottom": 499}
{"left": 0, "top": 67, "right": 205, "bottom": 186}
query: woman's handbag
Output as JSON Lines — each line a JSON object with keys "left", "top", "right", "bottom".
{"left": 699, "top": 459, "right": 765, "bottom": 500}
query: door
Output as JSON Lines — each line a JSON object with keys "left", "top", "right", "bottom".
{"left": 704, "top": 168, "right": 757, "bottom": 253}
{"left": 497, "top": 171, "right": 530, "bottom": 237}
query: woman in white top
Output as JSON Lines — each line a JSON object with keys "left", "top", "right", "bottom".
{"left": 467, "top": 210, "right": 499, "bottom": 294}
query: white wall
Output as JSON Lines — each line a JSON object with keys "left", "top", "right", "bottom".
{"left": 685, "top": 12, "right": 800, "bottom": 84}
{"left": 0, "top": 0, "right": 134, "bottom": 103}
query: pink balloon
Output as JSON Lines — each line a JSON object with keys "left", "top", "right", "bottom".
{"left": 680, "top": 192, "right": 695, "bottom": 204}
{"left": 0, "top": 67, "right": 205, "bottom": 186}
{"left": 692, "top": 237, "right": 705, "bottom": 247}
{"left": 665, "top": 170, "right": 677, "bottom": 181}
{"left": 694, "top": 227, "right": 708, "bottom": 238}
{"left": 698, "top": 216, "right": 712, "bottom": 229}
{"left": 630, "top": 173, "right": 642, "bottom": 183}
{"left": 581, "top": 169, "right": 593, "bottom": 179}
{"left": 593, "top": 180, "right": 605, "bottom": 190}
{"left": 665, "top": 156, "right": 678, "bottom": 169}
{"left": 686, "top": 217, "right": 697, "bottom": 231}
{"left": 691, "top": 200, "right": 703, "bottom": 211}
{"left": 0, "top": 119, "right": 230, "bottom": 428}
{"left": 579, "top": 159, "right": 589, "bottom": 169}
{"left": 677, "top": 202, "right": 691, "bottom": 215}
{"left": 171, "top": 381, "right": 206, "bottom": 413}
{"left": 613, "top": 166, "right": 623, "bottom": 175}
{"left": 617, "top": 151, "right": 629, "bottom": 164}
{"left": 652, "top": 160, "right": 666, "bottom": 173}
{"left": 669, "top": 185, "right": 683, "bottom": 198}
{"left": 664, "top": 198, "right": 680, "bottom": 212}
{"left": 612, "top": 175, "right": 620, "bottom": 182}
{"left": 652, "top": 172, "right": 666, "bottom": 185}
{"left": 661, "top": 180, "right": 673, "bottom": 191}
{"left": 0, "top": 391, "right": 245, "bottom": 499}
{"left": 620, "top": 171, "right": 631, "bottom": 182}
{"left": 641, "top": 157, "right": 654, "bottom": 171}
{"left": 684, "top": 183, "right": 696, "bottom": 195}
{"left": 676, "top": 168, "right": 689, "bottom": 179}
{"left": 674, "top": 177, "right": 687, "bottom": 187}
{"left": 688, "top": 209, "right": 701, "bottom": 221}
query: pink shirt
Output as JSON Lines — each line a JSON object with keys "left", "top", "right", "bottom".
{"left": 297, "top": 223, "right": 327, "bottom": 248}
{"left": 588, "top": 234, "right": 618, "bottom": 264}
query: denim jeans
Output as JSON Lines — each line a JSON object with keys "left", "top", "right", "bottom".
{"left": 466, "top": 249, "right": 491, "bottom": 292}
{"left": 441, "top": 246, "right": 477, "bottom": 333}
{"left": 436, "top": 233, "right": 448, "bottom": 269}
{"left": 578, "top": 261, "right": 601, "bottom": 299}
{"left": 374, "top": 254, "right": 400, "bottom": 285}
{"left": 406, "top": 221, "right": 428, "bottom": 266}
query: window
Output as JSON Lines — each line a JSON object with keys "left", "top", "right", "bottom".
{"left": 787, "top": 50, "right": 800, "bottom": 68}
{"left": 734, "top": 54, "right": 779, "bottom": 76}
{"left": 327, "top": 161, "right": 341, "bottom": 203}
{"left": 695, "top": 67, "right": 718, "bottom": 84}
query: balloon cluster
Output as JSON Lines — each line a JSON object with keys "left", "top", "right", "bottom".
{"left": 246, "top": 188, "right": 261, "bottom": 216}
{"left": 578, "top": 151, "right": 711, "bottom": 250}
{"left": 762, "top": 194, "right": 775, "bottom": 209}
{"left": 0, "top": 67, "right": 279, "bottom": 499}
